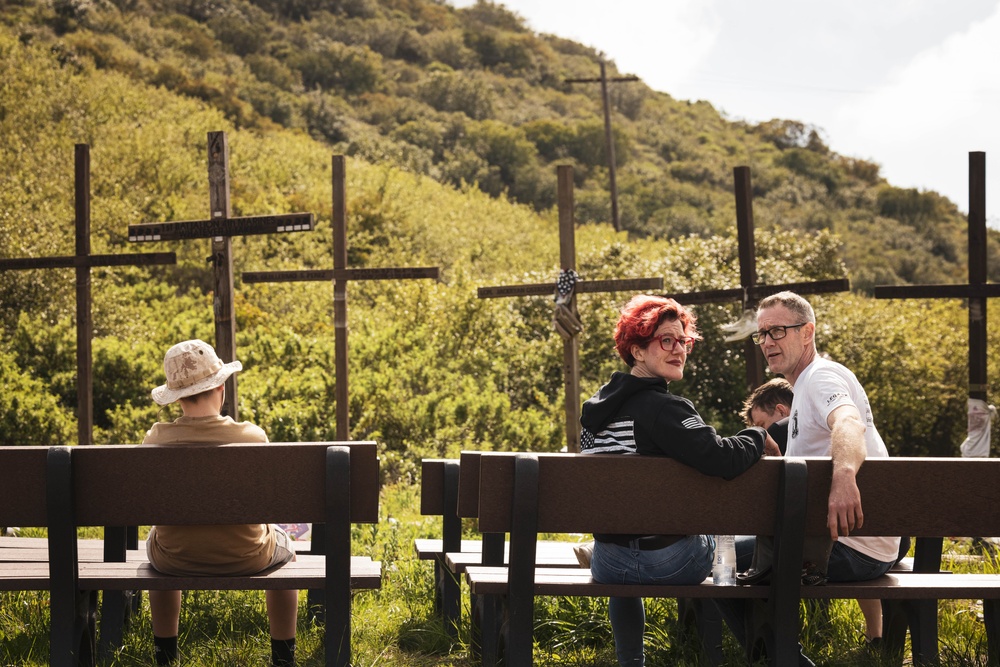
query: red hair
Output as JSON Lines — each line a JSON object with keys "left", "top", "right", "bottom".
{"left": 614, "top": 295, "right": 701, "bottom": 367}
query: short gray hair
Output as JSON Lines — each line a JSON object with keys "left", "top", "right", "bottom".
{"left": 757, "top": 291, "right": 815, "bottom": 324}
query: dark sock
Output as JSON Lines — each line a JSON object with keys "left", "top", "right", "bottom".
{"left": 271, "top": 637, "right": 296, "bottom": 667}
{"left": 153, "top": 635, "right": 178, "bottom": 665}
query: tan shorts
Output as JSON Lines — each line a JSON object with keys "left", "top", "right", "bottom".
{"left": 268, "top": 524, "right": 296, "bottom": 569}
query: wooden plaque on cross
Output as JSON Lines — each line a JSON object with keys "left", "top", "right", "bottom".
{"left": 665, "top": 166, "right": 850, "bottom": 392}
{"left": 243, "top": 155, "right": 440, "bottom": 441}
{"left": 478, "top": 165, "right": 663, "bottom": 452}
{"left": 127, "top": 131, "right": 316, "bottom": 419}
{"left": 0, "top": 144, "right": 176, "bottom": 446}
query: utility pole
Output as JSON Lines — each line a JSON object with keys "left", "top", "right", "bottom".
{"left": 566, "top": 61, "right": 639, "bottom": 233}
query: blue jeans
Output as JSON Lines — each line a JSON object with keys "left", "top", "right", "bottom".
{"left": 590, "top": 535, "right": 714, "bottom": 666}
{"left": 827, "top": 541, "right": 895, "bottom": 581}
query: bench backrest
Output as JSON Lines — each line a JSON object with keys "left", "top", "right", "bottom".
{"left": 65, "top": 441, "right": 379, "bottom": 526}
{"left": 477, "top": 452, "right": 788, "bottom": 536}
{"left": 802, "top": 456, "right": 1000, "bottom": 538}
{"left": 0, "top": 446, "right": 50, "bottom": 527}
{"left": 420, "top": 458, "right": 458, "bottom": 517}
{"left": 457, "top": 450, "right": 484, "bottom": 519}
{"left": 420, "top": 458, "right": 462, "bottom": 556}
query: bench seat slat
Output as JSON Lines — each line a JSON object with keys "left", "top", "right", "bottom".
{"left": 465, "top": 566, "right": 770, "bottom": 599}
{"left": 0, "top": 562, "right": 54, "bottom": 590}
{"left": 804, "top": 573, "right": 1000, "bottom": 599}
{"left": 466, "top": 566, "right": 990, "bottom": 601}
{"left": 0, "top": 548, "right": 145, "bottom": 563}
{"left": 446, "top": 549, "right": 581, "bottom": 573}
{"left": 0, "top": 537, "right": 106, "bottom": 550}
{"left": 413, "top": 538, "right": 484, "bottom": 559}
{"left": 76, "top": 556, "right": 381, "bottom": 591}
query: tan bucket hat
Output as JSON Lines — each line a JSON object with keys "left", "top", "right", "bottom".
{"left": 151, "top": 339, "right": 242, "bottom": 406}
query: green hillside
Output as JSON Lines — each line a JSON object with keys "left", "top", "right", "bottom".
{"left": 0, "top": 0, "right": 998, "bottom": 463}
{"left": 5, "top": 0, "right": 998, "bottom": 288}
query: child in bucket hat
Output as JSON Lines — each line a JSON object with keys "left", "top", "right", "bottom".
{"left": 144, "top": 339, "right": 298, "bottom": 667}
{"left": 151, "top": 339, "right": 242, "bottom": 406}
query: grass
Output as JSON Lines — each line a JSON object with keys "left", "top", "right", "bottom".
{"left": 2, "top": 482, "right": 996, "bottom": 666}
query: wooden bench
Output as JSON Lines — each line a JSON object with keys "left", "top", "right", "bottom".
{"left": 462, "top": 452, "right": 793, "bottom": 666}
{"left": 416, "top": 457, "right": 586, "bottom": 639}
{"left": 465, "top": 453, "right": 1000, "bottom": 666}
{"left": 799, "top": 457, "right": 1000, "bottom": 665}
{"left": 43, "top": 441, "right": 381, "bottom": 667}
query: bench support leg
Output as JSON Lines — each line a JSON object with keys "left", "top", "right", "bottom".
{"left": 984, "top": 598, "right": 1000, "bottom": 667}
{"left": 434, "top": 555, "right": 461, "bottom": 637}
{"left": 901, "top": 599, "right": 938, "bottom": 666}
{"left": 439, "top": 461, "right": 462, "bottom": 638}
{"left": 308, "top": 522, "right": 326, "bottom": 622}
{"left": 880, "top": 599, "right": 906, "bottom": 666}
{"left": 53, "top": 589, "right": 97, "bottom": 667}
{"left": 98, "top": 526, "right": 141, "bottom": 661}
{"left": 677, "top": 597, "right": 723, "bottom": 667}
{"left": 471, "top": 592, "right": 506, "bottom": 667}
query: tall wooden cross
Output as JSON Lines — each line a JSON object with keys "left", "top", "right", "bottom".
{"left": 0, "top": 144, "right": 175, "bottom": 654}
{"left": 565, "top": 62, "right": 639, "bottom": 232}
{"left": 243, "top": 155, "right": 440, "bottom": 440}
{"left": 874, "top": 152, "right": 1000, "bottom": 417}
{"left": 0, "top": 144, "right": 176, "bottom": 446}
{"left": 666, "top": 166, "right": 851, "bottom": 392}
{"left": 128, "top": 131, "right": 315, "bottom": 420}
{"left": 872, "top": 152, "right": 999, "bottom": 577}
{"left": 478, "top": 165, "right": 663, "bottom": 452}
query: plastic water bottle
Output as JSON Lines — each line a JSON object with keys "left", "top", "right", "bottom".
{"left": 712, "top": 534, "right": 737, "bottom": 585}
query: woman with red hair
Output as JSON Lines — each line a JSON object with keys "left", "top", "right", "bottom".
{"left": 581, "top": 295, "right": 779, "bottom": 667}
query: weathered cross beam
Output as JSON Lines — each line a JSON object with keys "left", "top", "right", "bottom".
{"left": 0, "top": 143, "right": 176, "bottom": 658}
{"left": 128, "top": 131, "right": 315, "bottom": 420}
{"left": 0, "top": 144, "right": 176, "bottom": 446}
{"left": 478, "top": 165, "right": 663, "bottom": 452}
{"left": 666, "top": 166, "right": 850, "bottom": 392}
{"left": 243, "top": 155, "right": 439, "bottom": 441}
{"left": 875, "top": 151, "right": 1000, "bottom": 431}
{"left": 565, "top": 62, "right": 640, "bottom": 232}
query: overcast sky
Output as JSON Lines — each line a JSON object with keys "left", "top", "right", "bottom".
{"left": 450, "top": 0, "right": 1000, "bottom": 228}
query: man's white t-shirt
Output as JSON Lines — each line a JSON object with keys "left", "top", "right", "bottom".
{"left": 788, "top": 357, "right": 901, "bottom": 563}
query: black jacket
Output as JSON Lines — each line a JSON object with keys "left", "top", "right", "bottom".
{"left": 580, "top": 371, "right": 766, "bottom": 480}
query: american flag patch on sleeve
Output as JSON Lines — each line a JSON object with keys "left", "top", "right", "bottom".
{"left": 681, "top": 416, "right": 702, "bottom": 429}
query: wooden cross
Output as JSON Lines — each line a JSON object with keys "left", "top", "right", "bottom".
{"left": 128, "top": 131, "right": 315, "bottom": 420}
{"left": 0, "top": 144, "right": 176, "bottom": 446}
{"left": 0, "top": 144, "right": 175, "bottom": 655}
{"left": 243, "top": 155, "right": 440, "bottom": 440}
{"left": 666, "top": 166, "right": 851, "bottom": 392}
{"left": 872, "top": 152, "right": 999, "bottom": 574}
{"left": 478, "top": 165, "right": 663, "bottom": 452}
{"left": 565, "top": 62, "right": 640, "bottom": 232}
{"left": 875, "top": 151, "right": 1000, "bottom": 405}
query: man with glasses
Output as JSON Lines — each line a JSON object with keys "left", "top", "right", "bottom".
{"left": 753, "top": 291, "right": 900, "bottom": 652}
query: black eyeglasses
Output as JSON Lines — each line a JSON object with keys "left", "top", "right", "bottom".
{"left": 751, "top": 323, "right": 807, "bottom": 345}
{"left": 652, "top": 334, "right": 695, "bottom": 354}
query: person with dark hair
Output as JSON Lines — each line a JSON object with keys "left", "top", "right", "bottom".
{"left": 742, "top": 378, "right": 794, "bottom": 454}
{"left": 580, "top": 294, "right": 780, "bottom": 667}
{"left": 144, "top": 339, "right": 298, "bottom": 667}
